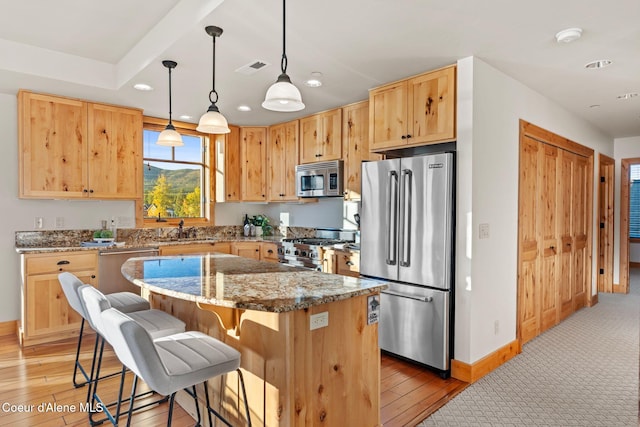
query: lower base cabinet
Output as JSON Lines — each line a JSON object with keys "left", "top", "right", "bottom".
{"left": 21, "top": 251, "right": 98, "bottom": 346}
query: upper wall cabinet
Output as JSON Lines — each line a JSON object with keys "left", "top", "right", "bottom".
{"left": 18, "top": 91, "right": 142, "bottom": 200}
{"left": 369, "top": 65, "right": 456, "bottom": 151}
{"left": 240, "top": 127, "right": 267, "bottom": 201}
{"left": 217, "top": 125, "right": 241, "bottom": 202}
{"left": 267, "top": 120, "right": 299, "bottom": 201}
{"left": 342, "top": 101, "right": 382, "bottom": 201}
{"left": 299, "top": 108, "right": 342, "bottom": 164}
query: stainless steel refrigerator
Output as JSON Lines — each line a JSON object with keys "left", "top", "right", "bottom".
{"left": 360, "top": 152, "right": 454, "bottom": 374}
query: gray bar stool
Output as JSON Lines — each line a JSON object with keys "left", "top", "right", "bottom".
{"left": 101, "top": 307, "right": 252, "bottom": 427}
{"left": 58, "top": 272, "right": 151, "bottom": 388}
{"left": 79, "top": 285, "right": 187, "bottom": 425}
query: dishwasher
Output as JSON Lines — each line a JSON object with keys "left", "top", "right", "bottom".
{"left": 98, "top": 247, "right": 159, "bottom": 294}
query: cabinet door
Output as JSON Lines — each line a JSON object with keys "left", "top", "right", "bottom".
{"left": 407, "top": 66, "right": 456, "bottom": 145}
{"left": 241, "top": 127, "right": 267, "bottom": 201}
{"left": 232, "top": 242, "right": 261, "bottom": 260}
{"left": 19, "top": 91, "right": 88, "bottom": 198}
{"left": 335, "top": 250, "right": 360, "bottom": 277}
{"left": 282, "top": 121, "right": 300, "bottom": 200}
{"left": 87, "top": 103, "right": 142, "bottom": 199}
{"left": 260, "top": 243, "right": 280, "bottom": 263}
{"left": 299, "top": 115, "right": 321, "bottom": 164}
{"left": 319, "top": 108, "right": 342, "bottom": 161}
{"left": 224, "top": 125, "right": 241, "bottom": 201}
{"left": 25, "top": 270, "right": 96, "bottom": 340}
{"left": 343, "top": 101, "right": 382, "bottom": 200}
{"left": 369, "top": 81, "right": 407, "bottom": 150}
{"left": 267, "top": 123, "right": 287, "bottom": 200}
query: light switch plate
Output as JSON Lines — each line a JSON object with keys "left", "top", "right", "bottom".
{"left": 479, "top": 223, "right": 490, "bottom": 239}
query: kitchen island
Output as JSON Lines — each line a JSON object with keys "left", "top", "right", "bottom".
{"left": 121, "top": 253, "right": 387, "bottom": 427}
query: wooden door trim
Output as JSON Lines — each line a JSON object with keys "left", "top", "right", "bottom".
{"left": 517, "top": 120, "right": 594, "bottom": 344}
{"left": 619, "top": 158, "right": 640, "bottom": 294}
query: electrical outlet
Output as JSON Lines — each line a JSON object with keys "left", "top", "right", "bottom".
{"left": 310, "top": 312, "right": 329, "bottom": 330}
{"left": 34, "top": 217, "right": 43, "bottom": 229}
{"left": 479, "top": 223, "right": 490, "bottom": 239}
{"left": 494, "top": 320, "right": 499, "bottom": 335}
{"left": 55, "top": 217, "right": 65, "bottom": 228}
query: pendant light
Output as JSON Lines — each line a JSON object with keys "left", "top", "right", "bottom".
{"left": 262, "top": 0, "right": 305, "bottom": 112}
{"left": 196, "top": 26, "right": 230, "bottom": 134}
{"left": 156, "top": 60, "right": 184, "bottom": 146}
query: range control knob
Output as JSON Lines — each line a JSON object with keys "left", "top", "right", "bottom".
{"left": 294, "top": 250, "right": 299, "bottom": 256}
{"left": 301, "top": 251, "right": 308, "bottom": 257}
{"left": 308, "top": 251, "right": 316, "bottom": 258}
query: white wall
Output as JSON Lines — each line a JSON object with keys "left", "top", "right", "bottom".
{"left": 455, "top": 57, "right": 614, "bottom": 364}
{"left": 613, "top": 136, "right": 640, "bottom": 281}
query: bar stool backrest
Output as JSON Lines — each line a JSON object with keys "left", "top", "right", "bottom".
{"left": 58, "top": 272, "right": 88, "bottom": 319}
{"left": 101, "top": 307, "right": 167, "bottom": 392}
{"left": 79, "top": 285, "right": 113, "bottom": 336}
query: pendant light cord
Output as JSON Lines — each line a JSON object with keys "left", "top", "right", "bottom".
{"left": 209, "top": 33, "right": 219, "bottom": 104}
{"left": 280, "top": 0, "right": 288, "bottom": 74}
{"left": 168, "top": 66, "right": 173, "bottom": 125}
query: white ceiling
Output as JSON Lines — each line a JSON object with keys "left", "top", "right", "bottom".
{"left": 1, "top": 0, "right": 639, "bottom": 138}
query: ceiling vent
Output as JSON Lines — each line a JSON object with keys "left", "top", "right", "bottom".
{"left": 235, "top": 60, "right": 270, "bottom": 75}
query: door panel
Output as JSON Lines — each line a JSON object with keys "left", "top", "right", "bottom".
{"left": 397, "top": 154, "right": 453, "bottom": 289}
{"left": 558, "top": 150, "right": 574, "bottom": 321}
{"left": 573, "top": 156, "right": 588, "bottom": 310}
{"left": 360, "top": 159, "right": 400, "bottom": 281}
{"left": 518, "top": 136, "right": 540, "bottom": 344}
{"left": 540, "top": 144, "right": 559, "bottom": 332}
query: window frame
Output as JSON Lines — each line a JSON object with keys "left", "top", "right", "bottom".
{"left": 137, "top": 116, "right": 215, "bottom": 228}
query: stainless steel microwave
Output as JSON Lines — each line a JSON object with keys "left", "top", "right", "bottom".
{"left": 295, "top": 160, "right": 344, "bottom": 197}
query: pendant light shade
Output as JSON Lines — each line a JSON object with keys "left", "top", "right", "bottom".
{"left": 157, "top": 60, "right": 184, "bottom": 147}
{"left": 197, "top": 26, "right": 230, "bottom": 134}
{"left": 262, "top": 0, "right": 304, "bottom": 112}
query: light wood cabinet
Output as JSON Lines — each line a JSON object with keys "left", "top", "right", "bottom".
{"left": 18, "top": 91, "right": 142, "bottom": 199}
{"left": 369, "top": 65, "right": 456, "bottom": 151}
{"left": 260, "top": 242, "right": 280, "bottom": 263}
{"left": 334, "top": 250, "right": 360, "bottom": 277}
{"left": 21, "top": 251, "right": 98, "bottom": 346}
{"left": 159, "top": 242, "right": 232, "bottom": 256}
{"left": 342, "top": 101, "right": 383, "bottom": 200}
{"left": 267, "top": 120, "right": 299, "bottom": 201}
{"left": 299, "top": 108, "right": 342, "bottom": 164}
{"left": 219, "top": 125, "right": 241, "bottom": 202}
{"left": 240, "top": 127, "right": 267, "bottom": 201}
{"left": 231, "top": 242, "right": 262, "bottom": 260}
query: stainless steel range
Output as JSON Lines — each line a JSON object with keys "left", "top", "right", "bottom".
{"left": 276, "top": 229, "right": 355, "bottom": 271}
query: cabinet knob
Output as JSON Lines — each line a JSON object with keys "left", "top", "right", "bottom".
{"left": 57, "top": 260, "right": 70, "bottom": 265}
{"left": 91, "top": 275, "right": 96, "bottom": 279}
{"left": 401, "top": 135, "right": 407, "bottom": 139}
{"left": 89, "top": 189, "right": 94, "bottom": 193}
{"left": 406, "top": 134, "right": 412, "bottom": 139}
{"left": 346, "top": 261, "right": 354, "bottom": 266}
{"left": 83, "top": 189, "right": 88, "bottom": 193}
{"left": 268, "top": 249, "right": 274, "bottom": 254}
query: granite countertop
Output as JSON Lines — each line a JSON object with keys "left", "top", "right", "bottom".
{"left": 121, "top": 253, "right": 387, "bottom": 312}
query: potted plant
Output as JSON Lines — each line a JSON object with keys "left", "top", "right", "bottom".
{"left": 251, "top": 215, "right": 272, "bottom": 237}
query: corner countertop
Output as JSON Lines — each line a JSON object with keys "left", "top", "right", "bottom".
{"left": 121, "top": 253, "right": 387, "bottom": 312}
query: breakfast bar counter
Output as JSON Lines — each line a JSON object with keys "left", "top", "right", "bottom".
{"left": 121, "top": 253, "right": 387, "bottom": 427}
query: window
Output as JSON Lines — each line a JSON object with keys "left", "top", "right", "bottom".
{"left": 630, "top": 165, "right": 640, "bottom": 239}
{"left": 142, "top": 118, "right": 212, "bottom": 226}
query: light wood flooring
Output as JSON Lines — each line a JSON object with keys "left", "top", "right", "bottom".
{"left": 0, "top": 333, "right": 467, "bottom": 426}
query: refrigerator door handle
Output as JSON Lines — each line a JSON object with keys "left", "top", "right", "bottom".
{"left": 400, "top": 169, "right": 412, "bottom": 267}
{"left": 386, "top": 170, "right": 398, "bottom": 265}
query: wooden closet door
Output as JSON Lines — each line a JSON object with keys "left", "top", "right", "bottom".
{"left": 540, "top": 144, "right": 559, "bottom": 333}
{"left": 518, "top": 136, "right": 541, "bottom": 344}
{"left": 572, "top": 155, "right": 589, "bottom": 310}
{"left": 558, "top": 150, "right": 575, "bottom": 322}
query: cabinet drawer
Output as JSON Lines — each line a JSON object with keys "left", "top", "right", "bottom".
{"left": 335, "top": 250, "right": 360, "bottom": 277}
{"left": 26, "top": 252, "right": 97, "bottom": 275}
{"left": 261, "top": 243, "right": 280, "bottom": 263}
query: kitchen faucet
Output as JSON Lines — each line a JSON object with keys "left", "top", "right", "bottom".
{"left": 177, "top": 219, "right": 185, "bottom": 239}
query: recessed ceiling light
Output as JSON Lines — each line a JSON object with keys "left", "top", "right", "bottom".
{"left": 617, "top": 93, "right": 638, "bottom": 100}
{"left": 237, "top": 105, "right": 252, "bottom": 112}
{"left": 133, "top": 83, "right": 153, "bottom": 91}
{"left": 555, "top": 27, "right": 582, "bottom": 43}
{"left": 304, "top": 72, "right": 323, "bottom": 88}
{"left": 179, "top": 115, "right": 193, "bottom": 120}
{"left": 585, "top": 60, "right": 612, "bottom": 69}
